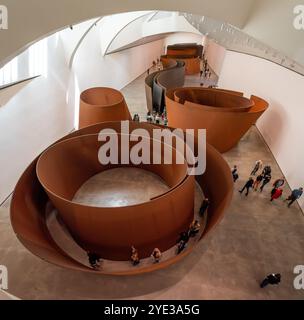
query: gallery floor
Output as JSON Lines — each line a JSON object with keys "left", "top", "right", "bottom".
{"left": 0, "top": 72, "right": 303, "bottom": 300}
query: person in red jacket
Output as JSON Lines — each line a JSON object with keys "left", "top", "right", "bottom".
{"left": 270, "top": 188, "right": 283, "bottom": 202}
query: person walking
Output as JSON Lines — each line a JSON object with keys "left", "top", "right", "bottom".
{"left": 239, "top": 177, "right": 254, "bottom": 196}
{"left": 199, "top": 198, "right": 210, "bottom": 217}
{"left": 270, "top": 188, "right": 283, "bottom": 202}
{"left": 151, "top": 248, "right": 162, "bottom": 263}
{"left": 130, "top": 246, "right": 140, "bottom": 266}
{"left": 146, "top": 111, "right": 153, "bottom": 123}
{"left": 251, "top": 160, "right": 263, "bottom": 176}
{"left": 231, "top": 165, "right": 239, "bottom": 182}
{"left": 155, "top": 113, "right": 161, "bottom": 124}
{"left": 132, "top": 114, "right": 140, "bottom": 122}
{"left": 273, "top": 177, "right": 285, "bottom": 189}
{"left": 260, "top": 274, "right": 281, "bottom": 288}
{"left": 177, "top": 231, "right": 189, "bottom": 244}
{"left": 177, "top": 240, "right": 187, "bottom": 254}
{"left": 253, "top": 174, "right": 263, "bottom": 191}
{"left": 285, "top": 188, "right": 303, "bottom": 208}
{"left": 189, "top": 220, "right": 201, "bottom": 238}
{"left": 262, "top": 165, "right": 271, "bottom": 176}
{"left": 260, "top": 173, "right": 271, "bottom": 192}
{"left": 87, "top": 252, "right": 102, "bottom": 270}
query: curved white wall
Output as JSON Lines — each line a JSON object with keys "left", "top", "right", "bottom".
{"left": 0, "top": 19, "right": 164, "bottom": 204}
{"left": 204, "top": 38, "right": 226, "bottom": 77}
{"left": 0, "top": 0, "right": 256, "bottom": 66}
{"left": 218, "top": 51, "right": 304, "bottom": 210}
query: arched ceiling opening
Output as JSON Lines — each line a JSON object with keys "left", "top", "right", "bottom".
{"left": 0, "top": 0, "right": 303, "bottom": 74}
{"left": 0, "top": 0, "right": 255, "bottom": 66}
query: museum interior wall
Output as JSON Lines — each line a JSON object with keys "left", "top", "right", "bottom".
{"left": 204, "top": 38, "right": 226, "bottom": 77}
{"left": 0, "top": 0, "right": 256, "bottom": 66}
{"left": 0, "top": 19, "right": 165, "bottom": 204}
{"left": 218, "top": 50, "right": 304, "bottom": 210}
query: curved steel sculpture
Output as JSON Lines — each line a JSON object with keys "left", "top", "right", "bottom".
{"left": 161, "top": 43, "right": 203, "bottom": 75}
{"left": 36, "top": 133, "right": 194, "bottom": 261}
{"left": 145, "top": 60, "right": 185, "bottom": 112}
{"left": 10, "top": 120, "right": 233, "bottom": 275}
{"left": 166, "top": 87, "right": 269, "bottom": 153}
{"left": 79, "top": 87, "right": 131, "bottom": 128}
{"left": 161, "top": 55, "right": 200, "bottom": 75}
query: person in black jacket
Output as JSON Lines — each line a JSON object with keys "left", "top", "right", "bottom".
{"left": 239, "top": 177, "right": 254, "bottom": 196}
{"left": 177, "top": 231, "right": 189, "bottom": 244}
{"left": 260, "top": 274, "right": 281, "bottom": 288}
{"left": 260, "top": 173, "right": 272, "bottom": 192}
{"left": 199, "top": 198, "right": 210, "bottom": 217}
{"left": 231, "top": 165, "right": 239, "bottom": 182}
{"left": 262, "top": 165, "right": 272, "bottom": 176}
{"left": 87, "top": 252, "right": 102, "bottom": 270}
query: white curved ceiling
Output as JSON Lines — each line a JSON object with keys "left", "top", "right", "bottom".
{"left": 0, "top": 0, "right": 303, "bottom": 74}
{"left": 0, "top": 0, "right": 256, "bottom": 66}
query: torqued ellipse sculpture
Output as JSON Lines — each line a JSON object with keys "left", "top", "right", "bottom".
{"left": 166, "top": 87, "right": 269, "bottom": 153}
{"left": 10, "top": 120, "right": 233, "bottom": 275}
{"left": 79, "top": 87, "right": 131, "bottom": 128}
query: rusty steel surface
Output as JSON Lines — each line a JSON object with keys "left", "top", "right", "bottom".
{"left": 161, "top": 55, "right": 200, "bottom": 75}
{"left": 10, "top": 119, "right": 233, "bottom": 275}
{"left": 166, "top": 87, "right": 269, "bottom": 153}
{"left": 79, "top": 87, "right": 131, "bottom": 128}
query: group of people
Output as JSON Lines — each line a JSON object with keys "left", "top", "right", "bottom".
{"left": 176, "top": 219, "right": 201, "bottom": 255}
{"left": 147, "top": 58, "right": 162, "bottom": 75}
{"left": 200, "top": 54, "right": 211, "bottom": 79}
{"left": 176, "top": 198, "right": 210, "bottom": 254}
{"left": 232, "top": 160, "right": 303, "bottom": 207}
{"left": 146, "top": 111, "right": 168, "bottom": 126}
{"left": 130, "top": 246, "right": 163, "bottom": 266}
{"left": 86, "top": 197, "right": 210, "bottom": 269}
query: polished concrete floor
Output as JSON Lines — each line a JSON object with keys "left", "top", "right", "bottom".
{"left": 0, "top": 72, "right": 304, "bottom": 299}
{"left": 73, "top": 168, "right": 169, "bottom": 207}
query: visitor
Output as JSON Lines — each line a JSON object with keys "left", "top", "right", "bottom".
{"left": 273, "top": 177, "right": 285, "bottom": 189}
{"left": 152, "top": 111, "right": 157, "bottom": 123}
{"left": 131, "top": 246, "right": 140, "bottom": 266}
{"left": 270, "top": 188, "right": 283, "bottom": 202}
{"left": 285, "top": 187, "right": 303, "bottom": 208}
{"left": 151, "top": 248, "right": 162, "bottom": 263}
{"left": 251, "top": 160, "right": 263, "bottom": 176}
{"left": 260, "top": 173, "right": 271, "bottom": 192}
{"left": 239, "top": 177, "right": 254, "bottom": 196}
{"left": 199, "top": 198, "right": 210, "bottom": 217}
{"left": 253, "top": 174, "right": 264, "bottom": 191}
{"left": 232, "top": 165, "right": 239, "bottom": 182}
{"left": 189, "top": 220, "right": 201, "bottom": 238}
{"left": 262, "top": 165, "right": 272, "bottom": 176}
{"left": 155, "top": 113, "right": 161, "bottom": 124}
{"left": 177, "top": 240, "right": 187, "bottom": 255}
{"left": 177, "top": 231, "right": 189, "bottom": 244}
{"left": 87, "top": 252, "right": 101, "bottom": 270}
{"left": 146, "top": 111, "right": 153, "bottom": 123}
{"left": 132, "top": 114, "right": 140, "bottom": 122}
{"left": 260, "top": 274, "right": 281, "bottom": 288}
